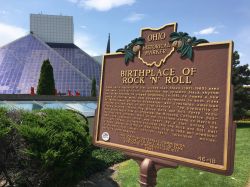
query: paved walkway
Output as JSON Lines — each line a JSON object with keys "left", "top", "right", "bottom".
{"left": 246, "top": 179, "right": 250, "bottom": 187}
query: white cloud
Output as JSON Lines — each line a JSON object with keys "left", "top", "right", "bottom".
{"left": 80, "top": 25, "right": 87, "bottom": 29}
{"left": 194, "top": 27, "right": 219, "bottom": 35}
{"left": 0, "top": 10, "right": 8, "bottom": 15}
{"left": 124, "top": 13, "right": 145, "bottom": 22}
{"left": 67, "top": 0, "right": 79, "bottom": 3}
{"left": 0, "top": 22, "right": 27, "bottom": 47}
{"left": 69, "top": 0, "right": 136, "bottom": 11}
{"left": 75, "top": 33, "right": 101, "bottom": 56}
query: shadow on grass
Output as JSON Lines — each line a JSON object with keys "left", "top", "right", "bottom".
{"left": 79, "top": 147, "right": 127, "bottom": 187}
{"left": 236, "top": 124, "right": 250, "bottom": 128}
{"left": 77, "top": 167, "right": 119, "bottom": 187}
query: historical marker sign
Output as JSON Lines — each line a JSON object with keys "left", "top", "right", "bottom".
{"left": 94, "top": 23, "right": 236, "bottom": 175}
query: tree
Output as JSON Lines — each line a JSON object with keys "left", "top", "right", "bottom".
{"left": 232, "top": 51, "right": 250, "bottom": 120}
{"left": 106, "top": 33, "right": 110, "bottom": 54}
{"left": 37, "top": 59, "right": 56, "bottom": 95}
{"left": 91, "top": 78, "right": 97, "bottom": 97}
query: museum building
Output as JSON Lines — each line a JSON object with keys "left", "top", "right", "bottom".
{"left": 0, "top": 14, "right": 101, "bottom": 96}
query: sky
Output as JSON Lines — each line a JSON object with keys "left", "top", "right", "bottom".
{"left": 0, "top": 0, "right": 249, "bottom": 65}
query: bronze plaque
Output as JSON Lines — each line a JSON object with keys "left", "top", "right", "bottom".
{"left": 94, "top": 23, "right": 235, "bottom": 175}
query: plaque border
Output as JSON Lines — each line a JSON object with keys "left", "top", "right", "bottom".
{"left": 94, "top": 41, "right": 233, "bottom": 172}
{"left": 138, "top": 22, "right": 177, "bottom": 68}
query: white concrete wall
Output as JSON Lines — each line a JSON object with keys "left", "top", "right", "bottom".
{"left": 30, "top": 14, "right": 74, "bottom": 43}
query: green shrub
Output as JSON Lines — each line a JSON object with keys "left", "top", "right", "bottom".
{"left": 246, "top": 110, "right": 250, "bottom": 117}
{"left": 16, "top": 109, "right": 91, "bottom": 186}
{"left": 92, "top": 148, "right": 126, "bottom": 166}
{"left": 37, "top": 59, "right": 56, "bottom": 95}
{"left": 0, "top": 108, "right": 126, "bottom": 186}
{"left": 0, "top": 109, "right": 92, "bottom": 187}
{"left": 0, "top": 108, "right": 13, "bottom": 138}
{"left": 91, "top": 78, "right": 97, "bottom": 97}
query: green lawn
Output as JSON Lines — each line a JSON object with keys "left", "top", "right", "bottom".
{"left": 114, "top": 127, "right": 250, "bottom": 187}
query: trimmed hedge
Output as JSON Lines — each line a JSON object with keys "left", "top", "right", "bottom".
{"left": 0, "top": 108, "right": 126, "bottom": 187}
{"left": 0, "top": 109, "right": 92, "bottom": 186}
{"left": 20, "top": 109, "right": 92, "bottom": 186}
{"left": 236, "top": 119, "right": 250, "bottom": 127}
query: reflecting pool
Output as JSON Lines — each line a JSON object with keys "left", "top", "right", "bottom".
{"left": 0, "top": 101, "right": 97, "bottom": 117}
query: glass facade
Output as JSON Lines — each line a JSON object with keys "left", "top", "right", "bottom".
{"left": 0, "top": 34, "right": 100, "bottom": 96}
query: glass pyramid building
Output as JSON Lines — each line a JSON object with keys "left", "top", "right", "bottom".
{"left": 0, "top": 14, "right": 101, "bottom": 96}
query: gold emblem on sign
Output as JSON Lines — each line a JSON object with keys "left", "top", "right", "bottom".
{"left": 138, "top": 23, "right": 177, "bottom": 68}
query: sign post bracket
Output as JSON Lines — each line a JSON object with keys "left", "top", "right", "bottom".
{"left": 126, "top": 152, "right": 178, "bottom": 187}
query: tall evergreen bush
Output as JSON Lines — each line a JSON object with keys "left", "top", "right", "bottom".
{"left": 91, "top": 78, "right": 97, "bottom": 97}
{"left": 37, "top": 59, "right": 55, "bottom": 95}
